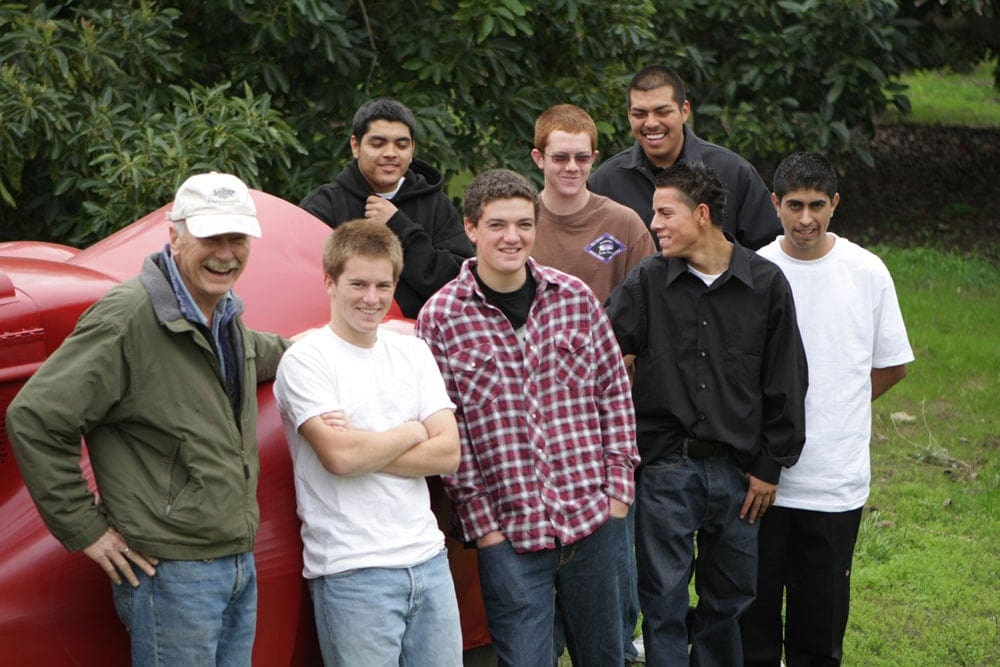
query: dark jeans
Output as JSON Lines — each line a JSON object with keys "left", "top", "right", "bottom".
{"left": 478, "top": 517, "right": 626, "bottom": 667}
{"left": 636, "top": 455, "right": 758, "bottom": 666}
{"left": 552, "top": 502, "right": 639, "bottom": 664}
{"left": 622, "top": 501, "right": 640, "bottom": 660}
{"left": 741, "top": 505, "right": 864, "bottom": 667}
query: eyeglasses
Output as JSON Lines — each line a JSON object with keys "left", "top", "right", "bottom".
{"left": 543, "top": 152, "right": 596, "bottom": 165}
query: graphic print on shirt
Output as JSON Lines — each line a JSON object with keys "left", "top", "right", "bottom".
{"left": 584, "top": 232, "right": 626, "bottom": 264}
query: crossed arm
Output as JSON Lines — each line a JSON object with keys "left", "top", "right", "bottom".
{"left": 298, "top": 408, "right": 460, "bottom": 477}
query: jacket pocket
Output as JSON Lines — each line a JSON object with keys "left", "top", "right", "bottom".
{"left": 165, "top": 442, "right": 191, "bottom": 516}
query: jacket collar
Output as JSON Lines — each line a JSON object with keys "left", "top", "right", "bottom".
{"left": 140, "top": 250, "right": 245, "bottom": 326}
{"left": 622, "top": 125, "right": 702, "bottom": 172}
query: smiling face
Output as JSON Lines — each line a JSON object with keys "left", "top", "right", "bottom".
{"left": 465, "top": 197, "right": 537, "bottom": 291}
{"left": 169, "top": 227, "right": 250, "bottom": 320}
{"left": 774, "top": 188, "right": 840, "bottom": 260}
{"left": 327, "top": 255, "right": 397, "bottom": 348}
{"left": 531, "top": 130, "right": 597, "bottom": 201}
{"left": 350, "top": 119, "right": 414, "bottom": 194}
{"left": 650, "top": 186, "right": 707, "bottom": 259}
{"left": 628, "top": 85, "right": 690, "bottom": 168}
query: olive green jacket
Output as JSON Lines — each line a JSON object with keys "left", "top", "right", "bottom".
{"left": 6, "top": 253, "right": 289, "bottom": 559}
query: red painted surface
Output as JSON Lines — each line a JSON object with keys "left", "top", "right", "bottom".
{"left": 0, "top": 191, "right": 490, "bottom": 664}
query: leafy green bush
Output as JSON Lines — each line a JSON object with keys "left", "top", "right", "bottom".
{"left": 0, "top": 3, "right": 303, "bottom": 244}
{"left": 897, "top": 0, "right": 1000, "bottom": 87}
{"left": 2, "top": 1, "right": 978, "bottom": 245}
{"left": 638, "top": 0, "right": 920, "bottom": 167}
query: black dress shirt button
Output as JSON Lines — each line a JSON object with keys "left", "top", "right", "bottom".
{"left": 699, "top": 350, "right": 708, "bottom": 358}
{"left": 698, "top": 383, "right": 707, "bottom": 391}
{"left": 700, "top": 320, "right": 708, "bottom": 326}
{"left": 698, "top": 413, "right": 707, "bottom": 421}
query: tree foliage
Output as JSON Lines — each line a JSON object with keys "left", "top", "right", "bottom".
{"left": 0, "top": 0, "right": 984, "bottom": 245}
{"left": 898, "top": 0, "right": 1000, "bottom": 86}
{"left": 642, "top": 0, "right": 922, "bottom": 168}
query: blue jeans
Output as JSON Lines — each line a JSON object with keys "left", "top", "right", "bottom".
{"left": 112, "top": 552, "right": 257, "bottom": 667}
{"left": 636, "top": 455, "right": 758, "bottom": 666}
{"left": 552, "top": 506, "right": 637, "bottom": 664}
{"left": 622, "top": 501, "right": 640, "bottom": 660}
{"left": 308, "top": 549, "right": 462, "bottom": 666}
{"left": 478, "top": 517, "right": 626, "bottom": 667}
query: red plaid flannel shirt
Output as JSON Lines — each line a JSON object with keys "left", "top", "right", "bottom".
{"left": 415, "top": 258, "right": 638, "bottom": 553}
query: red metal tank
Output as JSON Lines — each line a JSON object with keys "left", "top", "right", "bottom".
{"left": 0, "top": 191, "right": 490, "bottom": 664}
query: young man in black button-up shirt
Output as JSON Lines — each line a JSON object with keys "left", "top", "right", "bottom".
{"left": 606, "top": 161, "right": 808, "bottom": 666}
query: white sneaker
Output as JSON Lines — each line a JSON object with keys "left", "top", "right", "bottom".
{"left": 631, "top": 636, "right": 646, "bottom": 663}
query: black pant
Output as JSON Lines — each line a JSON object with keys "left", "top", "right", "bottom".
{"left": 741, "top": 506, "right": 864, "bottom": 667}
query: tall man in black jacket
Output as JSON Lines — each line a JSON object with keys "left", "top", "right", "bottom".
{"left": 301, "top": 97, "right": 473, "bottom": 317}
{"left": 606, "top": 162, "right": 808, "bottom": 666}
{"left": 589, "top": 65, "right": 780, "bottom": 251}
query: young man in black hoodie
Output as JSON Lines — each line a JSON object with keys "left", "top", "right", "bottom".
{"left": 301, "top": 97, "right": 473, "bottom": 317}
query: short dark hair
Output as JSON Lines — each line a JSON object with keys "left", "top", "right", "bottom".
{"left": 323, "top": 219, "right": 403, "bottom": 282}
{"left": 351, "top": 97, "right": 417, "bottom": 141}
{"left": 628, "top": 65, "right": 687, "bottom": 108}
{"left": 772, "top": 151, "right": 838, "bottom": 200}
{"left": 654, "top": 162, "right": 727, "bottom": 226}
{"left": 463, "top": 169, "right": 539, "bottom": 225}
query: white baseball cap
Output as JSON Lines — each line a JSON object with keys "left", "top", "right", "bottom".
{"left": 167, "top": 172, "right": 262, "bottom": 238}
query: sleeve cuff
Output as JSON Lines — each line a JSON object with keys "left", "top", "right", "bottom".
{"left": 749, "top": 454, "right": 781, "bottom": 485}
{"left": 455, "top": 493, "right": 499, "bottom": 543}
{"left": 603, "top": 463, "right": 635, "bottom": 505}
{"left": 62, "top": 514, "right": 110, "bottom": 552}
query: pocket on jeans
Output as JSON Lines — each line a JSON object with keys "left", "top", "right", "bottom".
{"left": 112, "top": 581, "right": 133, "bottom": 631}
{"left": 476, "top": 539, "right": 508, "bottom": 554}
{"left": 644, "top": 456, "right": 686, "bottom": 471}
{"left": 323, "top": 567, "right": 363, "bottom": 581}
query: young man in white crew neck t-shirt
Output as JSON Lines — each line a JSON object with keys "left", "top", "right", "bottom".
{"left": 742, "top": 152, "right": 914, "bottom": 666}
{"left": 273, "top": 220, "right": 462, "bottom": 666}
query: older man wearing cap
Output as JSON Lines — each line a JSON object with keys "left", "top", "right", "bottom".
{"left": 6, "top": 172, "right": 290, "bottom": 666}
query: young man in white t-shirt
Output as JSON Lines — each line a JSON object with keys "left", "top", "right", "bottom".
{"left": 273, "top": 220, "right": 463, "bottom": 666}
{"left": 742, "top": 152, "right": 914, "bottom": 666}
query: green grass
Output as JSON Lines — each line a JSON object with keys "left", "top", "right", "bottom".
{"left": 555, "top": 249, "right": 999, "bottom": 666}
{"left": 559, "top": 64, "right": 1000, "bottom": 665}
{"left": 844, "top": 247, "right": 999, "bottom": 665}
{"left": 884, "top": 59, "right": 1000, "bottom": 127}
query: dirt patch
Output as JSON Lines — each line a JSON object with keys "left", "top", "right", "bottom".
{"left": 828, "top": 124, "right": 1000, "bottom": 263}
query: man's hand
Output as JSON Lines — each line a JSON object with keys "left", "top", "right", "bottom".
{"left": 364, "top": 195, "right": 398, "bottom": 226}
{"left": 320, "top": 410, "right": 353, "bottom": 431}
{"left": 609, "top": 497, "right": 630, "bottom": 519}
{"left": 622, "top": 354, "right": 636, "bottom": 386}
{"left": 739, "top": 474, "right": 777, "bottom": 524}
{"left": 82, "top": 527, "right": 158, "bottom": 586}
{"left": 476, "top": 531, "right": 506, "bottom": 549}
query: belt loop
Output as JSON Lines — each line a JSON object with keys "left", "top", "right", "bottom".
{"left": 682, "top": 437, "right": 691, "bottom": 459}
